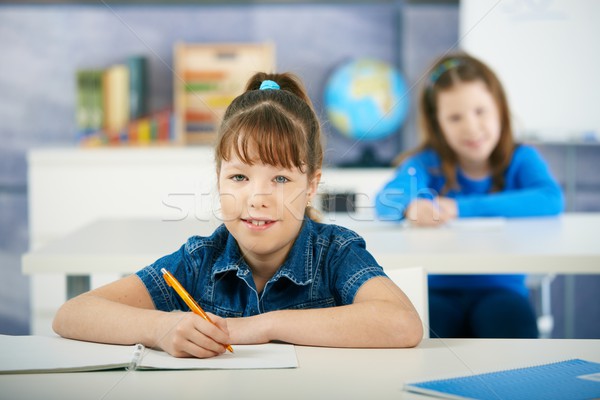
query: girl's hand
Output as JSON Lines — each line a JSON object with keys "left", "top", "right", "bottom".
{"left": 437, "top": 197, "right": 458, "bottom": 220}
{"left": 154, "top": 311, "right": 231, "bottom": 358}
{"left": 405, "top": 198, "right": 453, "bottom": 227}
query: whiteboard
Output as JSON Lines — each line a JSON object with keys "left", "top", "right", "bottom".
{"left": 459, "top": 0, "right": 600, "bottom": 142}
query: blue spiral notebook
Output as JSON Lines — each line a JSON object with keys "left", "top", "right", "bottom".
{"left": 404, "top": 358, "right": 600, "bottom": 400}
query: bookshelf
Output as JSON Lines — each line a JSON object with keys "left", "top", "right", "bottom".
{"left": 173, "top": 42, "right": 275, "bottom": 145}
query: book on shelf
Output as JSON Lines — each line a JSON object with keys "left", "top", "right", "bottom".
{"left": 75, "top": 69, "right": 104, "bottom": 137}
{"left": 127, "top": 55, "right": 148, "bottom": 120}
{"left": 0, "top": 334, "right": 298, "bottom": 373}
{"left": 137, "top": 117, "right": 151, "bottom": 144}
{"left": 103, "top": 64, "right": 130, "bottom": 140}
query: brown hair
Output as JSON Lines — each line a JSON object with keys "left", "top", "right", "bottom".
{"left": 215, "top": 72, "right": 323, "bottom": 220}
{"left": 403, "top": 52, "right": 515, "bottom": 193}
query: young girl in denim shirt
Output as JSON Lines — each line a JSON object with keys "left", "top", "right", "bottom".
{"left": 375, "top": 53, "right": 563, "bottom": 339}
{"left": 54, "top": 72, "right": 422, "bottom": 358}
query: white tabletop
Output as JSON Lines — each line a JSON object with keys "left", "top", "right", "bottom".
{"left": 337, "top": 213, "right": 600, "bottom": 273}
{"left": 1, "top": 338, "right": 599, "bottom": 400}
{"left": 22, "top": 213, "right": 600, "bottom": 275}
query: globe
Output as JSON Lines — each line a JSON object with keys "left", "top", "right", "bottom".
{"left": 324, "top": 58, "right": 409, "bottom": 141}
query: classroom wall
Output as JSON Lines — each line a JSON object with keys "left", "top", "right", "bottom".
{"left": 0, "top": 2, "right": 598, "bottom": 337}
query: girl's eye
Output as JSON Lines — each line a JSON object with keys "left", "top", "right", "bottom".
{"left": 274, "top": 176, "right": 289, "bottom": 184}
{"left": 475, "top": 107, "right": 485, "bottom": 115}
{"left": 231, "top": 175, "right": 246, "bottom": 182}
{"left": 448, "top": 114, "right": 461, "bottom": 122}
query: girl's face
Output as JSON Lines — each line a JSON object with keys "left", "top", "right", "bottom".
{"left": 218, "top": 150, "right": 320, "bottom": 270}
{"left": 436, "top": 80, "right": 501, "bottom": 171}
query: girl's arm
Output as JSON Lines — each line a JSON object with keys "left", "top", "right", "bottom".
{"left": 456, "top": 187, "right": 563, "bottom": 217}
{"left": 53, "top": 275, "right": 231, "bottom": 358}
{"left": 456, "top": 147, "right": 564, "bottom": 218}
{"left": 375, "top": 156, "right": 436, "bottom": 221}
{"left": 225, "top": 276, "right": 423, "bottom": 348}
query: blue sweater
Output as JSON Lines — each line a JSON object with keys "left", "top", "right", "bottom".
{"left": 375, "top": 145, "right": 564, "bottom": 293}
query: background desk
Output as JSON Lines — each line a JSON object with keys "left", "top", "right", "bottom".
{"left": 22, "top": 213, "right": 600, "bottom": 336}
{"left": 326, "top": 213, "right": 600, "bottom": 274}
{"left": 23, "top": 213, "right": 600, "bottom": 275}
{"left": 1, "top": 338, "right": 599, "bottom": 400}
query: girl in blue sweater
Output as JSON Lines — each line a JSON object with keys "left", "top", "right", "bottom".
{"left": 375, "top": 53, "right": 564, "bottom": 338}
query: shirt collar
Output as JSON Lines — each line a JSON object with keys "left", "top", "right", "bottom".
{"left": 211, "top": 218, "right": 314, "bottom": 286}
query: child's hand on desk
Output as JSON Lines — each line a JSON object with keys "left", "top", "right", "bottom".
{"left": 406, "top": 198, "right": 457, "bottom": 227}
{"left": 437, "top": 197, "right": 458, "bottom": 220}
{"left": 156, "top": 311, "right": 231, "bottom": 358}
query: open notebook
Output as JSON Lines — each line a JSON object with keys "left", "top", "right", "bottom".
{"left": 404, "top": 358, "right": 600, "bottom": 400}
{"left": 0, "top": 334, "right": 297, "bottom": 373}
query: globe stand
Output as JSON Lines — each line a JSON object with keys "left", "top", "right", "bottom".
{"left": 338, "top": 145, "right": 389, "bottom": 168}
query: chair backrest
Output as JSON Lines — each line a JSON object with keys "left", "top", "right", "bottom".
{"left": 385, "top": 267, "right": 429, "bottom": 339}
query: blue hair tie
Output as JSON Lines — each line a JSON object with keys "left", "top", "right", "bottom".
{"left": 259, "top": 80, "right": 280, "bottom": 90}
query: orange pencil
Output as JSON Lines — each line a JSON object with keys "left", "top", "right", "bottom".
{"left": 161, "top": 268, "right": 233, "bottom": 353}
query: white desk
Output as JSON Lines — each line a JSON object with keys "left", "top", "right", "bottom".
{"left": 332, "top": 213, "right": 600, "bottom": 273}
{"left": 21, "top": 213, "right": 600, "bottom": 335}
{"left": 23, "top": 213, "right": 600, "bottom": 275}
{"left": 1, "top": 338, "right": 599, "bottom": 400}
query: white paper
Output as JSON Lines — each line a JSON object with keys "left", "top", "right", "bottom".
{"left": 0, "top": 334, "right": 297, "bottom": 374}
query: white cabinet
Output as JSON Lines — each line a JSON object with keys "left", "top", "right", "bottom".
{"left": 28, "top": 147, "right": 216, "bottom": 248}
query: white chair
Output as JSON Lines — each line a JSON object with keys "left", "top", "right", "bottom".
{"left": 526, "top": 273, "right": 556, "bottom": 338}
{"left": 385, "top": 267, "right": 429, "bottom": 339}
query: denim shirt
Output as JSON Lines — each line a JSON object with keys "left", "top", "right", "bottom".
{"left": 136, "top": 218, "right": 386, "bottom": 317}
